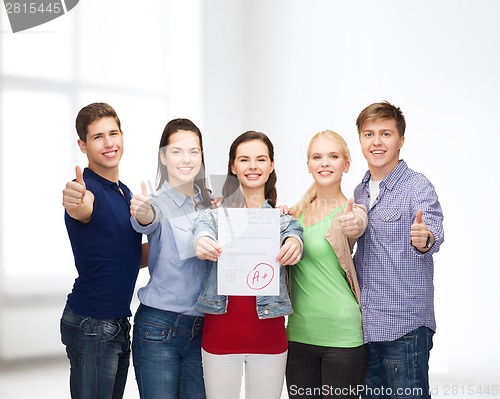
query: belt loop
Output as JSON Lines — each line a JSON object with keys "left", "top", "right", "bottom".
{"left": 172, "top": 313, "right": 182, "bottom": 337}
{"left": 192, "top": 316, "right": 203, "bottom": 336}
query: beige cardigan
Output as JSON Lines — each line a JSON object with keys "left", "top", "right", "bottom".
{"left": 323, "top": 203, "right": 367, "bottom": 305}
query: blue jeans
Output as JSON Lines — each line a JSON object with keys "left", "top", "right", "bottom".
{"left": 132, "top": 304, "right": 206, "bottom": 399}
{"left": 60, "top": 306, "right": 131, "bottom": 399}
{"left": 362, "top": 326, "right": 434, "bottom": 399}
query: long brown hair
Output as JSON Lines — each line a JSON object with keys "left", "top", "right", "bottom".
{"left": 156, "top": 118, "right": 212, "bottom": 209}
{"left": 222, "top": 131, "right": 277, "bottom": 208}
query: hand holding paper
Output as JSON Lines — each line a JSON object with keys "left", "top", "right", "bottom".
{"left": 195, "top": 236, "right": 222, "bottom": 262}
{"left": 217, "top": 208, "right": 280, "bottom": 295}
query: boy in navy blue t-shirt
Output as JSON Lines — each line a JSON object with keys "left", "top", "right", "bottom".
{"left": 60, "top": 102, "right": 146, "bottom": 399}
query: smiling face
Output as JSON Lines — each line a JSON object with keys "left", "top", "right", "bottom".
{"left": 78, "top": 116, "right": 123, "bottom": 181}
{"left": 160, "top": 130, "right": 202, "bottom": 190}
{"left": 231, "top": 139, "right": 274, "bottom": 199}
{"left": 307, "top": 137, "right": 350, "bottom": 187}
{"left": 359, "top": 118, "right": 405, "bottom": 180}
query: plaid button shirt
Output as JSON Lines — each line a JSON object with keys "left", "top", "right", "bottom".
{"left": 354, "top": 160, "right": 444, "bottom": 343}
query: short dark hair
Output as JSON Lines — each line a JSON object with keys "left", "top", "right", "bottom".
{"left": 356, "top": 101, "right": 406, "bottom": 136}
{"left": 75, "top": 102, "right": 121, "bottom": 142}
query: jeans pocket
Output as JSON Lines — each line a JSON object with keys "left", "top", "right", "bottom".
{"left": 60, "top": 314, "right": 85, "bottom": 365}
{"left": 60, "top": 308, "right": 86, "bottom": 342}
{"left": 137, "top": 322, "right": 173, "bottom": 344}
{"left": 384, "top": 334, "right": 421, "bottom": 398}
{"left": 60, "top": 317, "right": 81, "bottom": 335}
{"left": 79, "top": 318, "right": 121, "bottom": 341}
{"left": 100, "top": 320, "right": 122, "bottom": 341}
{"left": 385, "top": 357, "right": 411, "bottom": 398}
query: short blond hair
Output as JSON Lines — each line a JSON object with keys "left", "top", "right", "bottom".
{"left": 356, "top": 101, "right": 406, "bottom": 136}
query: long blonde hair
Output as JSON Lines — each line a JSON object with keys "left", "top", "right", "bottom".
{"left": 292, "top": 130, "right": 351, "bottom": 218}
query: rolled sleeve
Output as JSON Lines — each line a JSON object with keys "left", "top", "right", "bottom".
{"left": 130, "top": 204, "right": 160, "bottom": 235}
{"left": 192, "top": 208, "right": 219, "bottom": 247}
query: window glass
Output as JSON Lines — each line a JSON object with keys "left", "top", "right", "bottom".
{"left": 0, "top": 89, "right": 75, "bottom": 278}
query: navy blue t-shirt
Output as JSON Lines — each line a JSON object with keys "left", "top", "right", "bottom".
{"left": 65, "top": 168, "right": 142, "bottom": 319}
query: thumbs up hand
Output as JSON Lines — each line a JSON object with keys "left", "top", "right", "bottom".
{"left": 62, "top": 166, "right": 87, "bottom": 210}
{"left": 338, "top": 198, "right": 363, "bottom": 237}
{"left": 130, "top": 181, "right": 154, "bottom": 225}
{"left": 410, "top": 209, "right": 433, "bottom": 252}
{"left": 62, "top": 166, "right": 94, "bottom": 222}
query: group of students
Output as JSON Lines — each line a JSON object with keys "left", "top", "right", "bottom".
{"left": 60, "top": 101, "right": 444, "bottom": 399}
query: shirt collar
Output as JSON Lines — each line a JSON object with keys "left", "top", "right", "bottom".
{"left": 159, "top": 180, "right": 202, "bottom": 207}
{"left": 362, "top": 160, "right": 408, "bottom": 191}
{"left": 83, "top": 167, "right": 120, "bottom": 190}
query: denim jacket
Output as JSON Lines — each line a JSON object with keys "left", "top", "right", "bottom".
{"left": 193, "top": 202, "right": 303, "bottom": 319}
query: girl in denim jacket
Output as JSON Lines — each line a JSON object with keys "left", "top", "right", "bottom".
{"left": 193, "top": 131, "right": 303, "bottom": 399}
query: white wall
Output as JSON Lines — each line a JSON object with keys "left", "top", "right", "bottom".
{"left": 199, "top": 0, "right": 500, "bottom": 382}
{"left": 1, "top": 0, "right": 499, "bottom": 387}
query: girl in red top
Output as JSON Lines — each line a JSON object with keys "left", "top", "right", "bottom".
{"left": 194, "top": 131, "right": 303, "bottom": 399}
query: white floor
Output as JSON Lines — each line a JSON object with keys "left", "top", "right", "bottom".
{"left": 0, "top": 356, "right": 289, "bottom": 399}
{"left": 1, "top": 356, "right": 499, "bottom": 399}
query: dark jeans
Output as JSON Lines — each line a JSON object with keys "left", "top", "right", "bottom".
{"left": 286, "top": 341, "right": 367, "bottom": 398}
{"left": 60, "top": 306, "right": 131, "bottom": 399}
{"left": 132, "top": 304, "right": 206, "bottom": 399}
{"left": 362, "top": 326, "right": 434, "bottom": 399}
